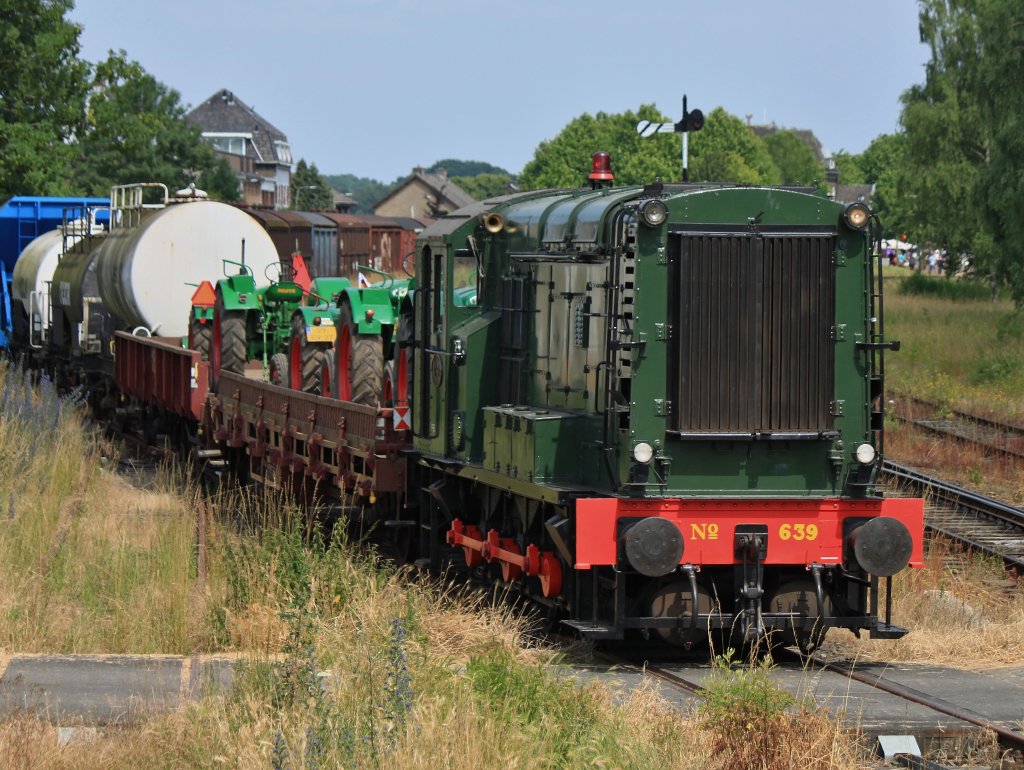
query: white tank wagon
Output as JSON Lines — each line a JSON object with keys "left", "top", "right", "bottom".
{"left": 12, "top": 216, "right": 103, "bottom": 346}
{"left": 95, "top": 184, "right": 278, "bottom": 338}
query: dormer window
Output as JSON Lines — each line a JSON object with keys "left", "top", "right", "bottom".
{"left": 274, "top": 141, "right": 292, "bottom": 164}
{"left": 204, "top": 132, "right": 250, "bottom": 156}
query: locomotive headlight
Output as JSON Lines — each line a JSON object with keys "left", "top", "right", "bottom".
{"left": 633, "top": 442, "right": 655, "bottom": 464}
{"left": 843, "top": 202, "right": 871, "bottom": 231}
{"left": 855, "top": 442, "right": 876, "bottom": 464}
{"left": 638, "top": 200, "right": 668, "bottom": 228}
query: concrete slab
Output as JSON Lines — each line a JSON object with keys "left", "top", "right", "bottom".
{"left": 0, "top": 655, "right": 182, "bottom": 725}
{"left": 843, "top": 663, "right": 1024, "bottom": 732}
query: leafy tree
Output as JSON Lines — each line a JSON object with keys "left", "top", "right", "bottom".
{"left": 689, "top": 109, "right": 781, "bottom": 185}
{"left": 323, "top": 172, "right": 397, "bottom": 214}
{"left": 0, "top": 0, "right": 90, "bottom": 196}
{"left": 858, "top": 133, "right": 908, "bottom": 239}
{"left": 71, "top": 51, "right": 224, "bottom": 196}
{"left": 291, "top": 159, "right": 333, "bottom": 211}
{"left": 202, "top": 157, "right": 240, "bottom": 202}
{"left": 427, "top": 159, "right": 510, "bottom": 177}
{"left": 519, "top": 105, "right": 681, "bottom": 189}
{"left": 897, "top": 0, "right": 1024, "bottom": 293}
{"left": 762, "top": 130, "right": 822, "bottom": 187}
{"left": 831, "top": 150, "right": 867, "bottom": 185}
{"left": 519, "top": 105, "right": 782, "bottom": 190}
{"left": 456, "top": 172, "right": 515, "bottom": 200}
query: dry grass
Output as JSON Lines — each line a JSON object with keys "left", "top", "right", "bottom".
{"left": 883, "top": 268, "right": 1024, "bottom": 423}
{"left": 886, "top": 418, "right": 1024, "bottom": 505}
{"left": 827, "top": 536, "right": 1024, "bottom": 667}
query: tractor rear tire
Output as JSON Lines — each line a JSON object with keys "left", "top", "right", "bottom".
{"left": 189, "top": 315, "right": 211, "bottom": 360}
{"left": 212, "top": 292, "right": 247, "bottom": 389}
{"left": 269, "top": 352, "right": 288, "bottom": 387}
{"left": 336, "top": 302, "right": 382, "bottom": 406}
{"left": 289, "top": 313, "right": 329, "bottom": 395}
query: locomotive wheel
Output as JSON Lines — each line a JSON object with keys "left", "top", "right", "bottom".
{"left": 335, "top": 302, "right": 382, "bottom": 405}
{"left": 188, "top": 315, "right": 211, "bottom": 360}
{"left": 289, "top": 313, "right": 329, "bottom": 394}
{"left": 768, "top": 579, "right": 833, "bottom": 654}
{"left": 211, "top": 292, "right": 246, "bottom": 389}
{"left": 269, "top": 352, "right": 288, "bottom": 387}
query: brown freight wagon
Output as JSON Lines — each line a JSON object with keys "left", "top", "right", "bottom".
{"left": 319, "top": 213, "right": 424, "bottom": 279}
{"left": 239, "top": 209, "right": 339, "bottom": 279}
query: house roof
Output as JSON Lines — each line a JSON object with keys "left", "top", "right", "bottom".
{"left": 186, "top": 88, "right": 290, "bottom": 166}
{"left": 750, "top": 123, "right": 825, "bottom": 162}
{"left": 374, "top": 167, "right": 476, "bottom": 213}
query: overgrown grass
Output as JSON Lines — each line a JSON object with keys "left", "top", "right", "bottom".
{"left": 882, "top": 268, "right": 1024, "bottom": 421}
{"left": 0, "top": 363, "right": 212, "bottom": 653}
{"left": 898, "top": 270, "right": 993, "bottom": 301}
{"left": 829, "top": 534, "right": 1024, "bottom": 667}
{"left": 0, "top": 364, "right": 873, "bottom": 768}
{"left": 699, "top": 651, "right": 861, "bottom": 770}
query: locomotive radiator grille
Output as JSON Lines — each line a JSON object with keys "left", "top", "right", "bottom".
{"left": 669, "top": 230, "right": 836, "bottom": 436}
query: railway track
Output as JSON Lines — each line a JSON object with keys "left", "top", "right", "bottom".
{"left": 881, "top": 461, "right": 1024, "bottom": 572}
{"left": 594, "top": 649, "right": 1024, "bottom": 766}
{"left": 892, "top": 394, "right": 1024, "bottom": 461}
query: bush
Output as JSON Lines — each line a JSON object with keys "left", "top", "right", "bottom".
{"left": 899, "top": 271, "right": 991, "bottom": 301}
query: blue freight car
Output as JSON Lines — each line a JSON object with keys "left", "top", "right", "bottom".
{"left": 0, "top": 196, "right": 110, "bottom": 348}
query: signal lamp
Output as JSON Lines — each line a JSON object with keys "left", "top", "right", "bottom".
{"left": 855, "top": 443, "right": 876, "bottom": 464}
{"left": 313, "top": 316, "right": 322, "bottom": 326}
{"left": 632, "top": 442, "right": 654, "bottom": 464}
{"left": 843, "top": 202, "right": 870, "bottom": 231}
{"left": 588, "top": 151, "right": 614, "bottom": 182}
{"left": 639, "top": 199, "right": 668, "bottom": 227}
{"left": 365, "top": 309, "right": 375, "bottom": 322}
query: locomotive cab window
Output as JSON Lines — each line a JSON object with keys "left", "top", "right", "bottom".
{"left": 452, "top": 252, "right": 477, "bottom": 307}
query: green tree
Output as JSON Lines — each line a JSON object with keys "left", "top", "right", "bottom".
{"left": 897, "top": 0, "right": 1024, "bottom": 290}
{"left": 688, "top": 109, "right": 781, "bottom": 185}
{"left": 456, "top": 172, "right": 515, "bottom": 200}
{"left": 762, "top": 130, "right": 822, "bottom": 187}
{"left": 831, "top": 150, "right": 867, "bottom": 185}
{"left": 519, "top": 105, "right": 782, "bottom": 190}
{"left": 0, "top": 0, "right": 90, "bottom": 196}
{"left": 292, "top": 159, "right": 333, "bottom": 211}
{"left": 519, "top": 105, "right": 681, "bottom": 189}
{"left": 859, "top": 133, "right": 908, "bottom": 239}
{"left": 203, "top": 157, "right": 240, "bottom": 202}
{"left": 322, "top": 172, "right": 397, "bottom": 214}
{"left": 71, "top": 51, "right": 223, "bottom": 196}
{"left": 427, "top": 159, "right": 509, "bottom": 177}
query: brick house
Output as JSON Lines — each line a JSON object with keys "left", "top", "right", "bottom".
{"left": 186, "top": 89, "right": 293, "bottom": 209}
{"left": 374, "top": 167, "right": 475, "bottom": 220}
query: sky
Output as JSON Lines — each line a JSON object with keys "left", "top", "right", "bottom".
{"left": 69, "top": 0, "right": 931, "bottom": 182}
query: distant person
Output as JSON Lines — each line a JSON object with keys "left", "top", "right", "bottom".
{"left": 928, "top": 250, "right": 938, "bottom": 274}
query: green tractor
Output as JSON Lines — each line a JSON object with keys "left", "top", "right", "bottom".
{"left": 206, "top": 256, "right": 308, "bottom": 389}
{"left": 286, "top": 276, "right": 350, "bottom": 396}
{"left": 287, "top": 266, "right": 415, "bottom": 407}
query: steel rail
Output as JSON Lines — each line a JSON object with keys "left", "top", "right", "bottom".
{"left": 805, "top": 654, "right": 1024, "bottom": 752}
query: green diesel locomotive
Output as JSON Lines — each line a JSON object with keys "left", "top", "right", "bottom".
{"left": 405, "top": 156, "right": 923, "bottom": 651}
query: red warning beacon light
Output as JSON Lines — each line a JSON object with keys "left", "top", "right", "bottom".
{"left": 588, "top": 151, "right": 614, "bottom": 187}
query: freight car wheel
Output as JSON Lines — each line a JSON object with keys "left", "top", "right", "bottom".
{"left": 211, "top": 291, "right": 247, "bottom": 389}
{"left": 289, "top": 313, "right": 329, "bottom": 395}
{"left": 269, "top": 353, "right": 288, "bottom": 387}
{"left": 188, "top": 315, "right": 211, "bottom": 360}
{"left": 335, "top": 302, "right": 382, "bottom": 405}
